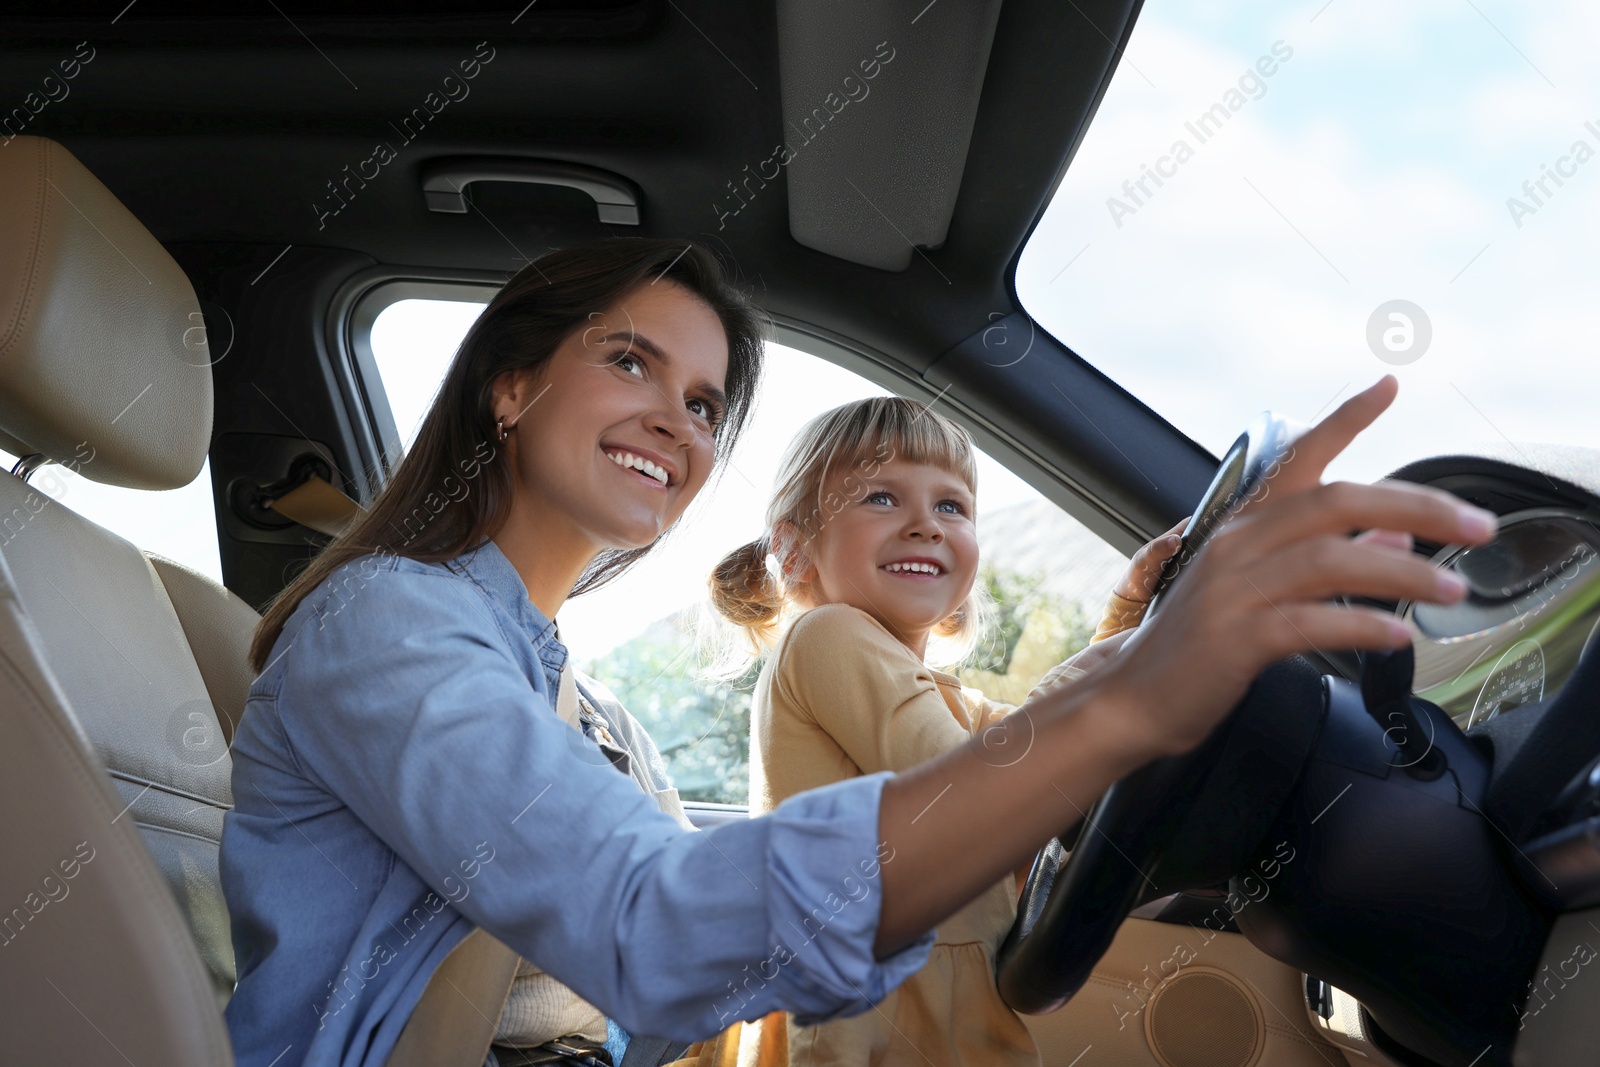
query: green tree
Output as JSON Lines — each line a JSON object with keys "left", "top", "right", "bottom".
{"left": 588, "top": 565, "right": 1098, "bottom": 804}
{"left": 582, "top": 620, "right": 759, "bottom": 804}
{"left": 959, "top": 565, "right": 1096, "bottom": 705}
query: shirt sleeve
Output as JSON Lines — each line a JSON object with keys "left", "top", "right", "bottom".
{"left": 1091, "top": 590, "right": 1149, "bottom": 643}
{"left": 964, "top": 689, "right": 1018, "bottom": 735}
{"left": 271, "top": 567, "right": 932, "bottom": 1040}
{"left": 774, "top": 605, "right": 972, "bottom": 775}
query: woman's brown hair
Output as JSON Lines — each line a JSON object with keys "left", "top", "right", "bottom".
{"left": 248, "top": 238, "right": 765, "bottom": 671}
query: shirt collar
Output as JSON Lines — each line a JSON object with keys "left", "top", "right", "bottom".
{"left": 447, "top": 538, "right": 567, "bottom": 672}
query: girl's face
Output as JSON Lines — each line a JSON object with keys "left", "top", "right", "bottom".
{"left": 493, "top": 280, "right": 731, "bottom": 554}
{"left": 797, "top": 458, "right": 979, "bottom": 658}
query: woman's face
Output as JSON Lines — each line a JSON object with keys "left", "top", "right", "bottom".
{"left": 494, "top": 280, "right": 731, "bottom": 554}
{"left": 797, "top": 458, "right": 979, "bottom": 656}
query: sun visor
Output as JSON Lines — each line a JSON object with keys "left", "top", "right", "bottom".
{"left": 775, "top": 0, "right": 1003, "bottom": 271}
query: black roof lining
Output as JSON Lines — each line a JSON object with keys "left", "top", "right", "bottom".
{"left": 1, "top": 0, "right": 1142, "bottom": 376}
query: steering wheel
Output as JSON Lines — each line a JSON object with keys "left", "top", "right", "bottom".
{"left": 1147, "top": 411, "right": 1303, "bottom": 614}
{"left": 996, "top": 410, "right": 1315, "bottom": 1014}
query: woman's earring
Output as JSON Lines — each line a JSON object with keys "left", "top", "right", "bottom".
{"left": 496, "top": 417, "right": 507, "bottom": 443}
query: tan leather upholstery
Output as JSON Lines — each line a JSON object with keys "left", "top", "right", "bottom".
{"left": 0, "top": 134, "right": 513, "bottom": 1067}
{"left": 1511, "top": 906, "right": 1600, "bottom": 1067}
{"left": 0, "top": 136, "right": 211, "bottom": 490}
{"left": 0, "top": 545, "right": 234, "bottom": 1065}
{"left": 149, "top": 552, "right": 262, "bottom": 744}
{"left": 389, "top": 928, "right": 522, "bottom": 1067}
{"left": 1023, "top": 918, "right": 1344, "bottom": 1066}
{"left": 0, "top": 136, "right": 241, "bottom": 1064}
{"left": 0, "top": 474, "right": 242, "bottom": 1009}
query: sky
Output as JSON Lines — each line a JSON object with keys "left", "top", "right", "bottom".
{"left": 1016, "top": 0, "right": 1600, "bottom": 485}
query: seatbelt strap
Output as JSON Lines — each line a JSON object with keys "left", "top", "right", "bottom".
{"left": 618, "top": 1035, "right": 693, "bottom": 1067}
{"left": 387, "top": 927, "right": 520, "bottom": 1067}
{"left": 556, "top": 656, "right": 582, "bottom": 729}
{"left": 265, "top": 473, "right": 364, "bottom": 537}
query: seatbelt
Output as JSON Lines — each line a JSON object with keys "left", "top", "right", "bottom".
{"left": 265, "top": 473, "right": 363, "bottom": 537}
{"left": 556, "top": 657, "right": 582, "bottom": 729}
{"left": 387, "top": 926, "right": 520, "bottom": 1067}
{"left": 618, "top": 1035, "right": 692, "bottom": 1067}
{"left": 386, "top": 662, "right": 584, "bottom": 1067}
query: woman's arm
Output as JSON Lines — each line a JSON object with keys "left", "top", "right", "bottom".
{"left": 872, "top": 378, "right": 1495, "bottom": 954}
{"left": 271, "top": 570, "right": 932, "bottom": 1041}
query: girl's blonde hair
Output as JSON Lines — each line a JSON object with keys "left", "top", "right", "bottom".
{"left": 708, "top": 397, "right": 989, "bottom": 670}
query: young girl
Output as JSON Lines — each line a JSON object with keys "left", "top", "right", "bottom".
{"left": 710, "top": 398, "right": 1183, "bottom": 1066}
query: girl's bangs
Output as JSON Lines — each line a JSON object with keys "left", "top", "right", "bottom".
{"left": 821, "top": 402, "right": 977, "bottom": 492}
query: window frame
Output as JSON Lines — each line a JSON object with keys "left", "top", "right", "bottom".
{"left": 333, "top": 284, "right": 1145, "bottom": 808}
{"left": 327, "top": 267, "right": 503, "bottom": 483}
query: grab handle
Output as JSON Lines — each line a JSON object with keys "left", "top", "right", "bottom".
{"left": 420, "top": 158, "right": 641, "bottom": 225}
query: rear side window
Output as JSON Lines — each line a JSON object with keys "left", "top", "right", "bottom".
{"left": 0, "top": 449, "right": 222, "bottom": 582}
{"left": 370, "top": 297, "right": 489, "bottom": 450}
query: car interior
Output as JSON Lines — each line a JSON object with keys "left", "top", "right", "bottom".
{"left": 1, "top": 3, "right": 1598, "bottom": 1067}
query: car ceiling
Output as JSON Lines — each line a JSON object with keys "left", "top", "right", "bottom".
{"left": 0, "top": 0, "right": 1143, "bottom": 380}
{"left": 2, "top": 0, "right": 1221, "bottom": 603}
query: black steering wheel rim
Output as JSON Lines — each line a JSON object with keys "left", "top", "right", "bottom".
{"left": 996, "top": 409, "right": 1319, "bottom": 1015}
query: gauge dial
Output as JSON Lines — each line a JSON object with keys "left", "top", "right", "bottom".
{"left": 1469, "top": 640, "right": 1546, "bottom": 727}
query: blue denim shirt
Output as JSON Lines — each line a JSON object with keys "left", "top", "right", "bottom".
{"left": 221, "top": 538, "right": 933, "bottom": 1067}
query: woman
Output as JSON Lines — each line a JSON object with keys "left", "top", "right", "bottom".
{"left": 220, "top": 238, "right": 1492, "bottom": 1067}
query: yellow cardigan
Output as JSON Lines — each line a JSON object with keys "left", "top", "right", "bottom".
{"left": 745, "top": 594, "right": 1139, "bottom": 1067}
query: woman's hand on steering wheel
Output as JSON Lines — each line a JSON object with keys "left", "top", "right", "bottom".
{"left": 1091, "top": 375, "right": 1497, "bottom": 765}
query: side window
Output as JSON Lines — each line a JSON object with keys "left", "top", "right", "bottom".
{"left": 0, "top": 447, "right": 222, "bottom": 582}
{"left": 364, "top": 299, "right": 1129, "bottom": 805}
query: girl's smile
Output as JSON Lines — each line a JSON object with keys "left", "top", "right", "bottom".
{"left": 880, "top": 556, "right": 948, "bottom": 578}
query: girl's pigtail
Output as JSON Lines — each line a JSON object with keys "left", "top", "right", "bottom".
{"left": 708, "top": 537, "right": 786, "bottom": 650}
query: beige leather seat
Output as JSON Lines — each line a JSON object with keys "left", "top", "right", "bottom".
{"left": 0, "top": 136, "right": 254, "bottom": 1064}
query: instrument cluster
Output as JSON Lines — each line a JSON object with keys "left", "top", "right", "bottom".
{"left": 1407, "top": 509, "right": 1600, "bottom": 729}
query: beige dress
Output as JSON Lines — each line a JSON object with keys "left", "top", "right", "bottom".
{"left": 748, "top": 603, "right": 1047, "bottom": 1067}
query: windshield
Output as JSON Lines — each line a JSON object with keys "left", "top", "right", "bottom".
{"left": 1016, "top": 0, "right": 1600, "bottom": 484}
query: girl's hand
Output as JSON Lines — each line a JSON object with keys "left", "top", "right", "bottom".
{"left": 1091, "top": 521, "right": 1188, "bottom": 641}
{"left": 1114, "top": 520, "right": 1188, "bottom": 604}
{"left": 1087, "top": 375, "right": 1497, "bottom": 763}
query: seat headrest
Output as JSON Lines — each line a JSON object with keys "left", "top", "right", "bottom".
{"left": 0, "top": 137, "right": 211, "bottom": 490}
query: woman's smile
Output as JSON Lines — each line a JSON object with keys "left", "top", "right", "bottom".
{"left": 603, "top": 444, "right": 679, "bottom": 488}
